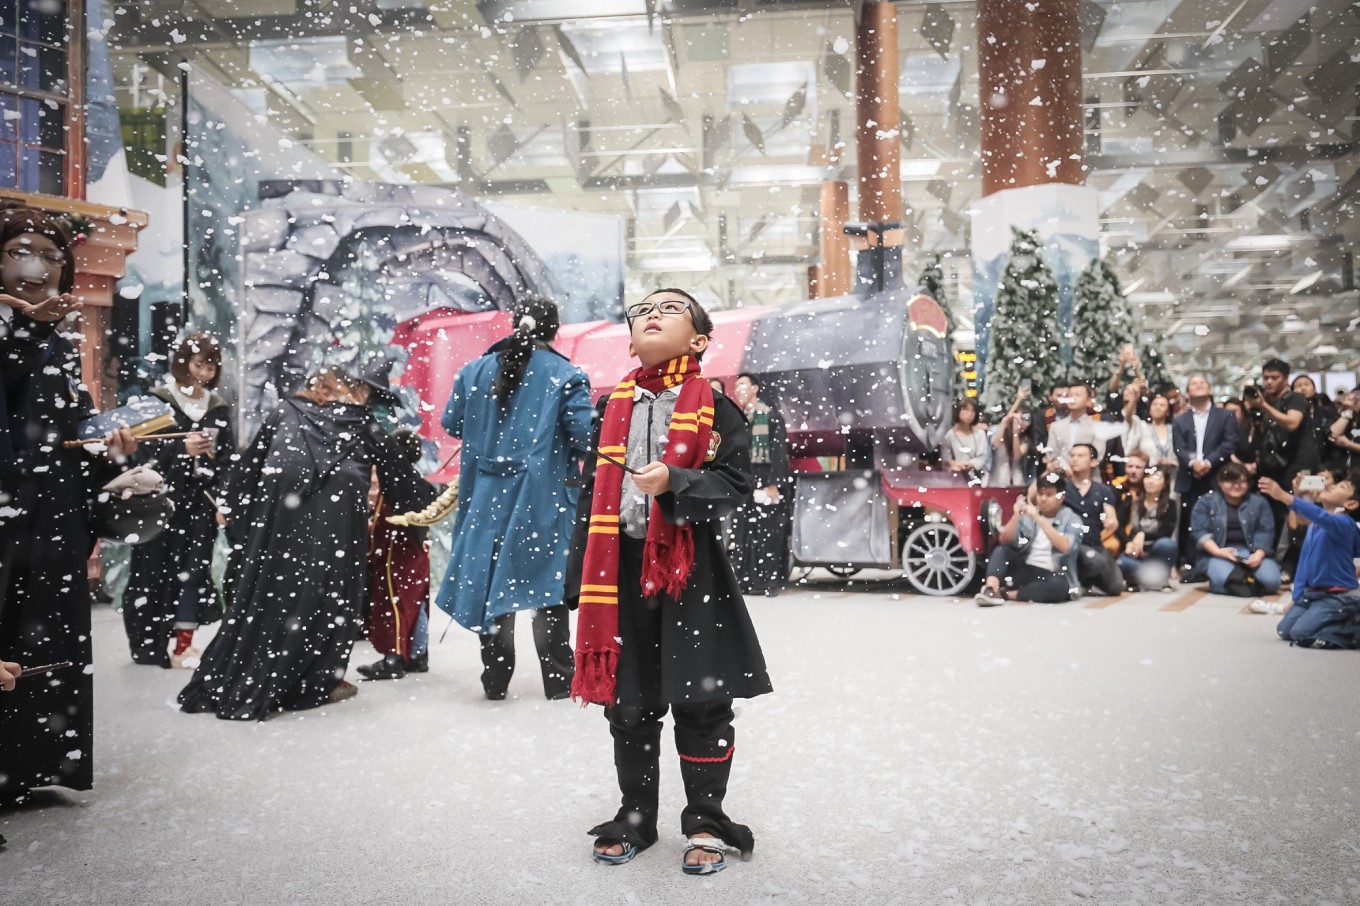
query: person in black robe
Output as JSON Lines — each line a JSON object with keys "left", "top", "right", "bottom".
{"left": 121, "top": 332, "right": 235, "bottom": 668}
{"left": 178, "top": 365, "right": 436, "bottom": 721}
{"left": 727, "top": 373, "right": 792, "bottom": 596}
{"left": 1, "top": 206, "right": 138, "bottom": 804}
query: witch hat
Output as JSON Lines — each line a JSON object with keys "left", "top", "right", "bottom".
{"left": 354, "top": 357, "right": 400, "bottom": 408}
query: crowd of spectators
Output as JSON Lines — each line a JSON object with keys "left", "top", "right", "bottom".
{"left": 946, "top": 350, "right": 1360, "bottom": 620}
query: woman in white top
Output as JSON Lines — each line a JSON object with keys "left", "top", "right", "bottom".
{"left": 1123, "top": 384, "right": 1178, "bottom": 490}
{"left": 941, "top": 398, "right": 988, "bottom": 483}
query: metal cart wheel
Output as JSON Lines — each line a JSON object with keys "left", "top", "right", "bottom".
{"left": 900, "top": 522, "right": 977, "bottom": 596}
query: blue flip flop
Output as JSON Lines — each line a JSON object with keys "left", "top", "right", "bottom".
{"left": 681, "top": 837, "right": 731, "bottom": 875}
{"left": 592, "top": 839, "right": 639, "bottom": 865}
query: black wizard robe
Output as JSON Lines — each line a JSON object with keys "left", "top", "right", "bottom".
{"left": 178, "top": 398, "right": 435, "bottom": 721}
{"left": 1, "top": 318, "right": 119, "bottom": 797}
{"left": 121, "top": 385, "right": 235, "bottom": 666}
{"left": 728, "top": 398, "right": 793, "bottom": 596}
{"left": 566, "top": 393, "right": 772, "bottom": 707}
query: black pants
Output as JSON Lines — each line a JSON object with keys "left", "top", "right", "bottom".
{"left": 478, "top": 604, "right": 573, "bottom": 700}
{"left": 594, "top": 700, "right": 753, "bottom": 857}
{"left": 985, "top": 546, "right": 1069, "bottom": 603}
{"left": 1179, "top": 483, "right": 1212, "bottom": 569}
{"left": 1077, "top": 544, "right": 1125, "bottom": 596}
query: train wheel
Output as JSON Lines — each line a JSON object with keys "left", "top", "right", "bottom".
{"left": 900, "top": 522, "right": 977, "bottom": 596}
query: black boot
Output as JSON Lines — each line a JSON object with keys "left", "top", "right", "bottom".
{"left": 405, "top": 653, "right": 429, "bottom": 673}
{"left": 356, "top": 653, "right": 406, "bottom": 681}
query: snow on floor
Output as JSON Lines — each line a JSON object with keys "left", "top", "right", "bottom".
{"left": 3, "top": 585, "right": 1359, "bottom": 905}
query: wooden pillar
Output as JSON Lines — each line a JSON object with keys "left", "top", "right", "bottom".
{"left": 64, "top": 0, "right": 87, "bottom": 200}
{"left": 817, "top": 180, "right": 852, "bottom": 297}
{"left": 977, "top": 0, "right": 1085, "bottom": 196}
{"left": 855, "top": 1, "right": 903, "bottom": 231}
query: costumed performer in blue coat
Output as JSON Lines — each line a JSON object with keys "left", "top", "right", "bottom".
{"left": 435, "top": 296, "right": 594, "bottom": 700}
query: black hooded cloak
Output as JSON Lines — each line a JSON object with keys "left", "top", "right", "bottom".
{"left": 177, "top": 398, "right": 435, "bottom": 720}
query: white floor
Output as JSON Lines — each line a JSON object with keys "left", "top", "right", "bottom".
{"left": 3, "top": 582, "right": 1359, "bottom": 905}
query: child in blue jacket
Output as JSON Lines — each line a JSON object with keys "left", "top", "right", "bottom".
{"left": 1257, "top": 471, "right": 1360, "bottom": 648}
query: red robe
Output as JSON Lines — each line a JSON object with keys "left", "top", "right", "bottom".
{"left": 367, "top": 495, "right": 431, "bottom": 663}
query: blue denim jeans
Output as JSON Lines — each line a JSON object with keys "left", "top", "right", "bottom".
{"left": 1200, "top": 548, "right": 1281, "bottom": 595}
{"left": 1276, "top": 590, "right": 1360, "bottom": 649}
{"left": 1117, "top": 536, "right": 1179, "bottom": 588}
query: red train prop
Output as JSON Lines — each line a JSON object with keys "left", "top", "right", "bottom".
{"left": 391, "top": 289, "right": 1023, "bottom": 595}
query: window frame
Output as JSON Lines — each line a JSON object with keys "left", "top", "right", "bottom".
{"left": 0, "top": 0, "right": 85, "bottom": 199}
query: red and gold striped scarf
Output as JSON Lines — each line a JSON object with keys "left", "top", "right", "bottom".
{"left": 572, "top": 355, "right": 715, "bottom": 706}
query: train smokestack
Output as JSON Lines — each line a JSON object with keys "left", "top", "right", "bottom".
{"left": 852, "top": 1, "right": 905, "bottom": 294}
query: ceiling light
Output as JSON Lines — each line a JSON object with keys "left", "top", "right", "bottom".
{"left": 1126, "top": 290, "right": 1175, "bottom": 305}
{"left": 558, "top": 20, "right": 667, "bottom": 75}
{"left": 901, "top": 159, "right": 941, "bottom": 178}
{"left": 1224, "top": 234, "right": 1295, "bottom": 252}
{"left": 727, "top": 62, "right": 816, "bottom": 109}
{"left": 248, "top": 37, "right": 360, "bottom": 86}
{"left": 1288, "top": 270, "right": 1324, "bottom": 294}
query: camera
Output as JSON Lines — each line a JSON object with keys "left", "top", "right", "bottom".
{"left": 1243, "top": 384, "right": 1260, "bottom": 399}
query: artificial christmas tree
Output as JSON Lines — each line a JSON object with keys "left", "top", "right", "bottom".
{"left": 916, "top": 252, "right": 956, "bottom": 335}
{"left": 1069, "top": 258, "right": 1136, "bottom": 389}
{"left": 983, "top": 227, "right": 1063, "bottom": 405}
{"left": 1138, "top": 337, "right": 1172, "bottom": 391}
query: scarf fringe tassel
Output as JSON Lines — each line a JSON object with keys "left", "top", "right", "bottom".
{"left": 642, "top": 530, "right": 694, "bottom": 600}
{"left": 571, "top": 649, "right": 620, "bottom": 707}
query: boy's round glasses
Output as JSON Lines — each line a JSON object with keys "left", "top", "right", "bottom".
{"left": 5, "top": 247, "right": 67, "bottom": 267}
{"left": 625, "top": 299, "right": 690, "bottom": 321}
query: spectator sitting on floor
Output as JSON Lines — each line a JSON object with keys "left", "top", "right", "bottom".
{"left": 1117, "top": 464, "right": 1179, "bottom": 591}
{"left": 1042, "top": 443, "right": 1126, "bottom": 596}
{"left": 1256, "top": 471, "right": 1360, "bottom": 648}
{"left": 975, "top": 472, "right": 1084, "bottom": 606}
{"left": 1189, "top": 462, "right": 1280, "bottom": 597}
{"left": 1112, "top": 448, "right": 1149, "bottom": 521}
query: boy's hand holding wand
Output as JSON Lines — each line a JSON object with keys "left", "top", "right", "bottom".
{"left": 632, "top": 462, "right": 672, "bottom": 496}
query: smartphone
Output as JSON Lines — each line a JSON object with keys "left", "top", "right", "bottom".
{"left": 1019, "top": 378, "right": 1032, "bottom": 393}
{"left": 1299, "top": 475, "right": 1326, "bottom": 492}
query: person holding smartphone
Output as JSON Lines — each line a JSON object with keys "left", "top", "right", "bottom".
{"left": 121, "top": 332, "right": 235, "bottom": 668}
{"left": 989, "top": 382, "right": 1034, "bottom": 486}
{"left": 1255, "top": 471, "right": 1360, "bottom": 647}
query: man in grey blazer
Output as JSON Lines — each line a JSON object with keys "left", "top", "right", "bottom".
{"left": 1043, "top": 382, "right": 1126, "bottom": 474}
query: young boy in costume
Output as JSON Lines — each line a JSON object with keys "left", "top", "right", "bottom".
{"left": 569, "top": 288, "right": 772, "bottom": 875}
